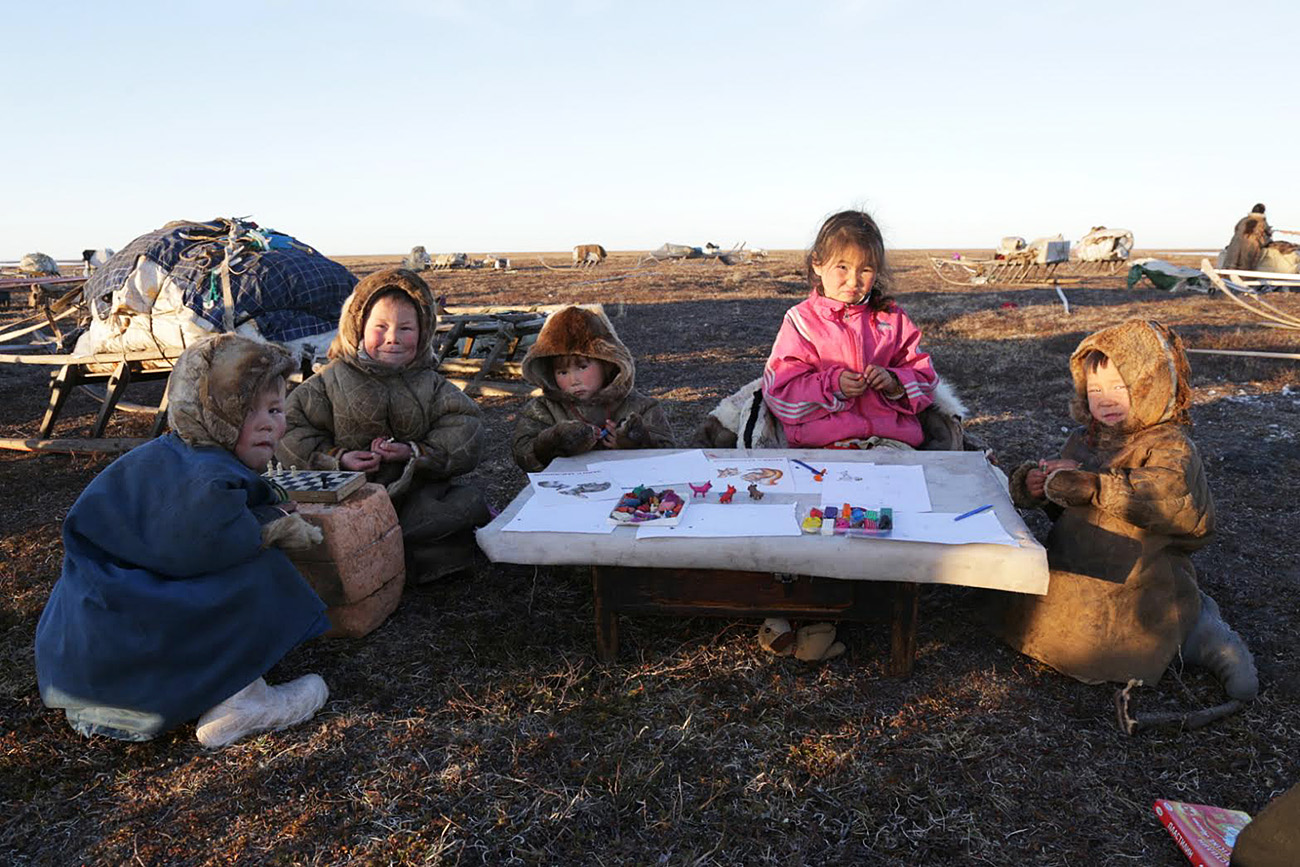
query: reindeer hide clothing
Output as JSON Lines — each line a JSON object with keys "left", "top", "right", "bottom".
{"left": 36, "top": 335, "right": 328, "bottom": 741}
{"left": 999, "top": 320, "right": 1212, "bottom": 686}
{"left": 1222, "top": 211, "right": 1273, "bottom": 271}
{"left": 513, "top": 305, "right": 674, "bottom": 471}
{"left": 278, "top": 269, "right": 489, "bottom": 580}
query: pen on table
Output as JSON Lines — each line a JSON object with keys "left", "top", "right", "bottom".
{"left": 953, "top": 504, "right": 993, "bottom": 522}
{"left": 792, "top": 459, "right": 824, "bottom": 476}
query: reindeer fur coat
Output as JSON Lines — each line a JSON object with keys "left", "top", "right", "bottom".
{"left": 999, "top": 320, "right": 1212, "bottom": 686}
{"left": 512, "top": 306, "right": 674, "bottom": 471}
{"left": 278, "top": 269, "right": 488, "bottom": 580}
{"left": 35, "top": 335, "right": 328, "bottom": 740}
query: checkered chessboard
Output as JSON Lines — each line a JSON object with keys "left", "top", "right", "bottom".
{"left": 264, "top": 468, "right": 366, "bottom": 503}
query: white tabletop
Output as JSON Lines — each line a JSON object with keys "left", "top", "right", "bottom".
{"left": 476, "top": 449, "right": 1049, "bottom": 594}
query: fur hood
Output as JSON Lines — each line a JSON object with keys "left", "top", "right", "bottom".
{"left": 1068, "top": 319, "right": 1191, "bottom": 445}
{"left": 168, "top": 334, "right": 298, "bottom": 451}
{"left": 520, "top": 306, "right": 635, "bottom": 405}
{"left": 329, "top": 268, "right": 438, "bottom": 373}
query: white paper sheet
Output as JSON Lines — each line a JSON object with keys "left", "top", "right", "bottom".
{"left": 590, "top": 450, "right": 715, "bottom": 488}
{"left": 635, "top": 503, "right": 801, "bottom": 538}
{"left": 704, "top": 457, "right": 797, "bottom": 494}
{"left": 501, "top": 496, "right": 617, "bottom": 534}
{"left": 527, "top": 469, "right": 622, "bottom": 501}
{"left": 885, "top": 510, "right": 1017, "bottom": 546}
{"left": 820, "top": 464, "right": 932, "bottom": 513}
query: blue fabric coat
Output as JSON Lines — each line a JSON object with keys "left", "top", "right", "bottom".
{"left": 35, "top": 434, "right": 329, "bottom": 740}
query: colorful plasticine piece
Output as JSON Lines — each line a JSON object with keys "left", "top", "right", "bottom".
{"left": 801, "top": 507, "right": 823, "bottom": 534}
{"left": 718, "top": 484, "right": 737, "bottom": 504}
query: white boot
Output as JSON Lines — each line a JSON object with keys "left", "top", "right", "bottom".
{"left": 196, "top": 674, "right": 329, "bottom": 749}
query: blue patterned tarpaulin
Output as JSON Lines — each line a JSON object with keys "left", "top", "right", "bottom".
{"left": 85, "top": 218, "right": 357, "bottom": 343}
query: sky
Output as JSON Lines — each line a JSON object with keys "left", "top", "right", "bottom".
{"left": 3, "top": 0, "right": 1298, "bottom": 259}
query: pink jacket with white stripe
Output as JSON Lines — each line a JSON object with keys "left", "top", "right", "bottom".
{"left": 762, "top": 290, "right": 938, "bottom": 447}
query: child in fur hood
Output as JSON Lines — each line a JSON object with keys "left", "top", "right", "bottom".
{"left": 512, "top": 305, "right": 675, "bottom": 471}
{"left": 35, "top": 334, "right": 331, "bottom": 748}
{"left": 278, "top": 268, "right": 490, "bottom": 583}
{"left": 998, "top": 319, "right": 1258, "bottom": 703}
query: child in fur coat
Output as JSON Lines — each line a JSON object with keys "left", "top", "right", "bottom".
{"left": 278, "top": 268, "right": 490, "bottom": 583}
{"left": 512, "top": 305, "right": 675, "bottom": 471}
{"left": 36, "top": 335, "right": 330, "bottom": 748}
{"left": 999, "top": 320, "right": 1257, "bottom": 702}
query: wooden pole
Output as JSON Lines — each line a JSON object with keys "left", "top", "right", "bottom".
{"left": 0, "top": 437, "right": 150, "bottom": 454}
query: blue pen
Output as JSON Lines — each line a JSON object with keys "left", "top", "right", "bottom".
{"left": 954, "top": 504, "right": 993, "bottom": 521}
{"left": 792, "top": 459, "right": 825, "bottom": 477}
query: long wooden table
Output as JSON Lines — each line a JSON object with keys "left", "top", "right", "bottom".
{"left": 476, "top": 449, "right": 1049, "bottom": 675}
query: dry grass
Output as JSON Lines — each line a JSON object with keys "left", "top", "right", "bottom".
{"left": 2, "top": 250, "right": 1299, "bottom": 865}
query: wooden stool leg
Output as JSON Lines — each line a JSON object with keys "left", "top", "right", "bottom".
{"left": 39, "top": 364, "right": 82, "bottom": 437}
{"left": 888, "top": 581, "right": 920, "bottom": 677}
{"left": 91, "top": 362, "right": 132, "bottom": 437}
{"left": 150, "top": 374, "right": 172, "bottom": 438}
{"left": 591, "top": 566, "right": 619, "bottom": 663}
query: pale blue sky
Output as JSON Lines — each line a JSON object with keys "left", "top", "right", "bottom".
{"left": 3, "top": 0, "right": 1296, "bottom": 258}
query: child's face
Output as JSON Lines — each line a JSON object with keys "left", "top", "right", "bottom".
{"left": 235, "top": 379, "right": 287, "bottom": 470}
{"left": 554, "top": 355, "right": 606, "bottom": 400}
{"left": 812, "top": 243, "right": 876, "bottom": 304}
{"left": 1086, "top": 360, "right": 1130, "bottom": 427}
{"left": 362, "top": 294, "right": 420, "bottom": 367}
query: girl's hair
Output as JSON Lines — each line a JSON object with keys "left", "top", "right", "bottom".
{"left": 807, "top": 210, "right": 895, "bottom": 311}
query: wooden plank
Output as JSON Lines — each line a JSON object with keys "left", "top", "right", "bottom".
{"left": 0, "top": 349, "right": 181, "bottom": 366}
{"left": 437, "top": 359, "right": 524, "bottom": 377}
{"left": 0, "top": 436, "right": 149, "bottom": 454}
{"left": 443, "top": 377, "right": 539, "bottom": 397}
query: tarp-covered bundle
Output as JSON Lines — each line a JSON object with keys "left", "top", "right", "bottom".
{"left": 1126, "top": 259, "right": 1211, "bottom": 293}
{"left": 74, "top": 218, "right": 356, "bottom": 358}
{"left": 1076, "top": 227, "right": 1134, "bottom": 262}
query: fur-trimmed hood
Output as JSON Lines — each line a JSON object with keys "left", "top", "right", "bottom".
{"left": 329, "top": 268, "right": 438, "bottom": 373}
{"left": 168, "top": 334, "right": 298, "bottom": 451}
{"left": 1068, "top": 319, "right": 1191, "bottom": 443}
{"left": 520, "top": 306, "right": 635, "bottom": 405}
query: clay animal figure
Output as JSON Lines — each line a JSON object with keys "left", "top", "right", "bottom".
{"left": 718, "top": 484, "right": 737, "bottom": 504}
{"left": 747, "top": 483, "right": 763, "bottom": 501}
{"left": 573, "top": 244, "right": 607, "bottom": 268}
{"left": 688, "top": 481, "right": 712, "bottom": 498}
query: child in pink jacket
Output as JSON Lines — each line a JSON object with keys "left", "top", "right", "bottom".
{"left": 763, "top": 210, "right": 938, "bottom": 448}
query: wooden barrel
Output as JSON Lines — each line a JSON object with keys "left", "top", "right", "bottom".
{"left": 290, "top": 483, "right": 405, "bottom": 638}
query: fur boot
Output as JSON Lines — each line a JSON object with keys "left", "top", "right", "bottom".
{"left": 757, "top": 618, "right": 846, "bottom": 662}
{"left": 1181, "top": 592, "right": 1259, "bottom": 701}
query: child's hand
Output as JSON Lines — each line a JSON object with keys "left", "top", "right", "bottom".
{"left": 1027, "top": 459, "right": 1081, "bottom": 498}
{"left": 838, "top": 370, "right": 869, "bottom": 398}
{"left": 341, "top": 450, "right": 381, "bottom": 472}
{"left": 370, "top": 437, "right": 413, "bottom": 463}
{"left": 555, "top": 419, "right": 600, "bottom": 455}
{"left": 1025, "top": 468, "right": 1048, "bottom": 499}
{"left": 613, "top": 413, "right": 647, "bottom": 448}
{"left": 863, "top": 364, "right": 901, "bottom": 394}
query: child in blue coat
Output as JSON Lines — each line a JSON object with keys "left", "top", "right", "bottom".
{"left": 35, "top": 334, "right": 331, "bottom": 748}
